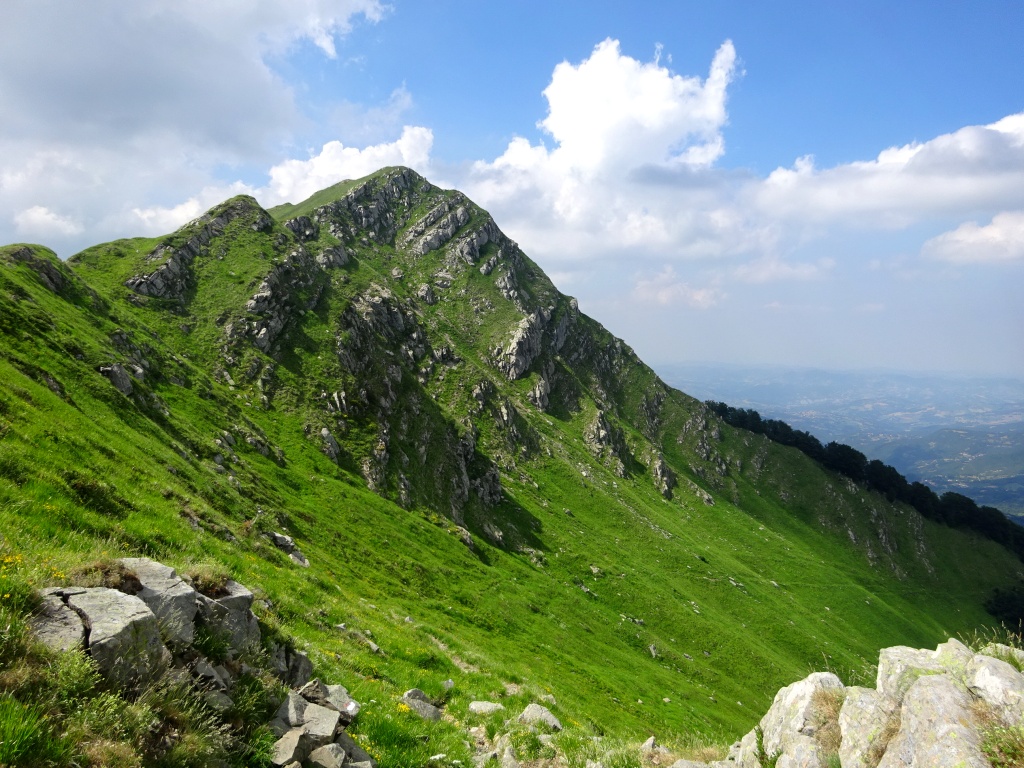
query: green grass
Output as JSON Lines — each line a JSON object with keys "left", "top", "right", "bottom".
{"left": 0, "top": 168, "right": 1021, "bottom": 765}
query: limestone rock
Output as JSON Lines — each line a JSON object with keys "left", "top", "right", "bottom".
{"left": 271, "top": 728, "right": 311, "bottom": 767}
{"left": 518, "top": 702, "right": 562, "bottom": 731}
{"left": 876, "top": 645, "right": 947, "bottom": 703}
{"left": 838, "top": 686, "right": 895, "bottom": 768}
{"left": 402, "top": 689, "right": 441, "bottom": 721}
{"left": 325, "top": 684, "right": 362, "bottom": 723}
{"left": 495, "top": 310, "right": 548, "bottom": 380}
{"left": 965, "top": 652, "right": 1024, "bottom": 722}
{"left": 334, "top": 731, "right": 377, "bottom": 766}
{"left": 284, "top": 216, "right": 318, "bottom": 242}
{"left": 734, "top": 671, "right": 843, "bottom": 766}
{"left": 876, "top": 674, "right": 987, "bottom": 768}
{"left": 65, "top": 587, "right": 170, "bottom": 688}
{"left": 118, "top": 557, "right": 198, "bottom": 648}
{"left": 30, "top": 592, "right": 86, "bottom": 652}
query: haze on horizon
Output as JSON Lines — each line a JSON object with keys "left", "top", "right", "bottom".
{"left": 1, "top": 1, "right": 1021, "bottom": 377}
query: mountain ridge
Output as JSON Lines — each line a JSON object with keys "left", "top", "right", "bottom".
{"left": 0, "top": 166, "right": 1020, "bottom": 764}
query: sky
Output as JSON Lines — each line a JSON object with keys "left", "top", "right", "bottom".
{"left": 2, "top": 1, "right": 1023, "bottom": 377}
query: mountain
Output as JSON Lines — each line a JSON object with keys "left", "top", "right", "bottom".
{"left": 1, "top": 167, "right": 1021, "bottom": 766}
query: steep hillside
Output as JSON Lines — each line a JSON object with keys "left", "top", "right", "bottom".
{"left": 1, "top": 167, "right": 1020, "bottom": 764}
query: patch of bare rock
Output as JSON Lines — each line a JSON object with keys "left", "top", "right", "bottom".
{"left": 30, "top": 557, "right": 375, "bottom": 768}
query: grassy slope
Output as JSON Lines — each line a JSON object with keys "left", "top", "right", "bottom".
{"left": 0, "top": 170, "right": 1020, "bottom": 763}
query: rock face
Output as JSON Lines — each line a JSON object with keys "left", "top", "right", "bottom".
{"left": 721, "top": 638, "right": 1015, "bottom": 768}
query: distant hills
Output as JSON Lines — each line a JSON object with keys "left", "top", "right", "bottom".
{"left": 659, "top": 363, "right": 1024, "bottom": 519}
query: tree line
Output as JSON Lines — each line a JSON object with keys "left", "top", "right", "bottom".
{"left": 705, "top": 402, "right": 1024, "bottom": 561}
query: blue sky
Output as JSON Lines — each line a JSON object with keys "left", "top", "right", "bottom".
{"left": 2, "top": 1, "right": 1022, "bottom": 376}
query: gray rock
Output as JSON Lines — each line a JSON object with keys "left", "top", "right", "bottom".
{"left": 325, "top": 684, "right": 361, "bottom": 724}
{"left": 271, "top": 728, "right": 310, "bottom": 767}
{"left": 495, "top": 311, "right": 547, "bottom": 380}
{"left": 269, "top": 642, "right": 314, "bottom": 687}
{"left": 735, "top": 671, "right": 843, "bottom": 765}
{"left": 965, "top": 652, "right": 1024, "bottom": 722}
{"left": 403, "top": 688, "right": 430, "bottom": 703}
{"left": 203, "top": 689, "right": 233, "bottom": 713}
{"left": 30, "top": 594, "right": 85, "bottom": 652}
{"left": 404, "top": 697, "right": 442, "bottom": 721}
{"left": 308, "top": 742, "right": 347, "bottom": 768}
{"left": 469, "top": 701, "right": 505, "bottom": 715}
{"left": 274, "top": 691, "right": 340, "bottom": 748}
{"left": 316, "top": 245, "right": 349, "bottom": 269}
{"left": 518, "top": 702, "right": 562, "bottom": 731}
{"left": 417, "top": 283, "right": 437, "bottom": 305}
{"left": 500, "top": 744, "right": 520, "bottom": 768}
{"left": 640, "top": 736, "right": 657, "bottom": 750}
{"left": 776, "top": 733, "right": 823, "bottom": 768}
{"left": 100, "top": 363, "right": 133, "bottom": 396}
{"left": 877, "top": 674, "right": 987, "bottom": 768}
{"left": 334, "top": 731, "right": 376, "bottom": 766}
{"left": 193, "top": 658, "right": 228, "bottom": 691}
{"left": 65, "top": 587, "right": 170, "bottom": 688}
{"left": 838, "top": 686, "right": 895, "bottom": 768}
{"left": 118, "top": 557, "right": 198, "bottom": 648}
{"left": 196, "top": 581, "right": 261, "bottom": 655}
{"left": 303, "top": 701, "right": 341, "bottom": 748}
{"left": 876, "top": 645, "right": 946, "bottom": 703}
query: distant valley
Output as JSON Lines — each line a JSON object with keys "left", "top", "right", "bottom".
{"left": 658, "top": 363, "right": 1024, "bottom": 518}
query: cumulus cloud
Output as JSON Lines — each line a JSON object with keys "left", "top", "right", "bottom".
{"left": 463, "top": 39, "right": 740, "bottom": 261}
{"left": 0, "top": 1, "right": 386, "bottom": 254}
{"left": 263, "top": 126, "right": 434, "bottom": 206}
{"left": 922, "top": 211, "right": 1024, "bottom": 264}
{"left": 13, "top": 206, "right": 83, "bottom": 238}
{"left": 752, "top": 113, "right": 1024, "bottom": 226}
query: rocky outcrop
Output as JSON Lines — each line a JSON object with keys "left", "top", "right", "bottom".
{"left": 241, "top": 246, "right": 323, "bottom": 354}
{"left": 717, "top": 638, "right": 1018, "bottom": 768}
{"left": 126, "top": 196, "right": 268, "bottom": 303}
{"left": 651, "top": 453, "right": 677, "bottom": 499}
{"left": 30, "top": 558, "right": 372, "bottom": 766}
{"left": 495, "top": 309, "right": 549, "bottom": 380}
{"left": 584, "top": 410, "right": 631, "bottom": 477}
{"left": 313, "top": 167, "right": 422, "bottom": 244}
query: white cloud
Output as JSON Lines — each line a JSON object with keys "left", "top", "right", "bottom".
{"left": 13, "top": 206, "right": 83, "bottom": 238}
{"left": 263, "top": 126, "right": 434, "bottom": 206}
{"left": 536, "top": 37, "right": 736, "bottom": 175}
{"left": 752, "top": 113, "right": 1024, "bottom": 226}
{"left": 922, "top": 211, "right": 1024, "bottom": 264}
{"left": 0, "top": 1, "right": 386, "bottom": 254}
{"left": 631, "top": 267, "right": 722, "bottom": 308}
{"left": 463, "top": 39, "right": 740, "bottom": 260}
